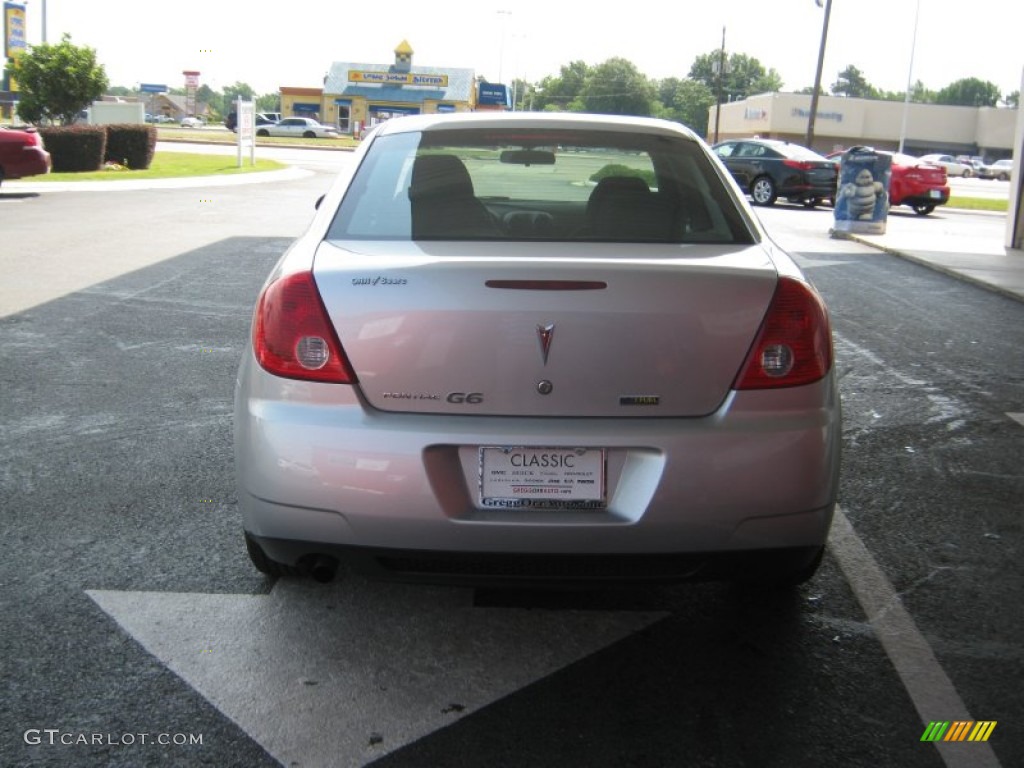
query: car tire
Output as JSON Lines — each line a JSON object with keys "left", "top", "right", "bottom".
{"left": 998, "top": 172, "right": 1010, "bottom": 181}
{"left": 244, "top": 532, "right": 299, "bottom": 578}
{"left": 912, "top": 203, "right": 935, "bottom": 216}
{"left": 730, "top": 545, "right": 825, "bottom": 590}
{"left": 750, "top": 176, "right": 777, "bottom": 206}
{"left": 256, "top": 129, "right": 269, "bottom": 137}
{"left": 779, "top": 545, "right": 825, "bottom": 585}
{"left": 303, "top": 131, "right": 316, "bottom": 139}
{"left": 962, "top": 168, "right": 973, "bottom": 178}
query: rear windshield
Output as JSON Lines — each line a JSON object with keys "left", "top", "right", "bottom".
{"left": 327, "top": 127, "right": 755, "bottom": 245}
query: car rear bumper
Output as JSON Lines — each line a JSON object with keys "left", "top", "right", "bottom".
{"left": 248, "top": 532, "right": 828, "bottom": 585}
{"left": 6, "top": 147, "right": 51, "bottom": 179}
{"left": 780, "top": 183, "right": 836, "bottom": 201}
{"left": 235, "top": 352, "right": 841, "bottom": 568}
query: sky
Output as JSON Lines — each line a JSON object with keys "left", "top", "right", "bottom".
{"left": 11, "top": 0, "right": 1024, "bottom": 101}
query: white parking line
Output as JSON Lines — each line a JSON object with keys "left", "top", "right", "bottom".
{"left": 1007, "top": 413, "right": 1024, "bottom": 427}
{"left": 828, "top": 508, "right": 1002, "bottom": 768}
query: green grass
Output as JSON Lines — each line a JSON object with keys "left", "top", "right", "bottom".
{"left": 946, "top": 196, "right": 1008, "bottom": 213}
{"left": 157, "top": 126, "right": 360, "bottom": 150}
{"left": 35, "top": 152, "right": 286, "bottom": 182}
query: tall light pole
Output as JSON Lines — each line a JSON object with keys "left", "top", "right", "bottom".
{"left": 805, "top": 0, "right": 832, "bottom": 149}
{"left": 496, "top": 10, "right": 511, "bottom": 84}
{"left": 898, "top": 0, "right": 922, "bottom": 154}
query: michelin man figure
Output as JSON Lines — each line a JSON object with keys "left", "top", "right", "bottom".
{"left": 839, "top": 167, "right": 885, "bottom": 220}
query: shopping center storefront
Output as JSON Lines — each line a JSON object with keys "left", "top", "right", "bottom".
{"left": 711, "top": 92, "right": 1017, "bottom": 161}
{"left": 280, "top": 41, "right": 476, "bottom": 136}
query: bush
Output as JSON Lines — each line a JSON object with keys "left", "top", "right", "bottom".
{"left": 590, "top": 163, "right": 657, "bottom": 188}
{"left": 104, "top": 124, "right": 157, "bottom": 169}
{"left": 39, "top": 125, "right": 106, "bottom": 172}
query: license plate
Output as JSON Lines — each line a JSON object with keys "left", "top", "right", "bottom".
{"left": 929, "top": 189, "right": 942, "bottom": 199}
{"left": 479, "top": 447, "right": 606, "bottom": 509}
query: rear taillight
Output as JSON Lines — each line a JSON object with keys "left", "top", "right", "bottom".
{"left": 734, "top": 277, "right": 833, "bottom": 390}
{"left": 783, "top": 159, "right": 815, "bottom": 171}
{"left": 252, "top": 270, "right": 356, "bottom": 383}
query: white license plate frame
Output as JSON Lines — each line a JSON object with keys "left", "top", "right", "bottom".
{"left": 479, "top": 447, "right": 606, "bottom": 509}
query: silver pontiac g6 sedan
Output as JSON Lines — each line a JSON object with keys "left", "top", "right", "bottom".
{"left": 234, "top": 112, "right": 841, "bottom": 586}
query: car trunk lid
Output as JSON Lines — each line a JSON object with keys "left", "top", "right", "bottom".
{"left": 312, "top": 240, "right": 778, "bottom": 418}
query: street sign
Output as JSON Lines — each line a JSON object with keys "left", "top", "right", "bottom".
{"left": 237, "top": 99, "right": 255, "bottom": 167}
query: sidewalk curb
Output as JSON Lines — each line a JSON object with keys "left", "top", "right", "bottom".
{"left": 5, "top": 166, "right": 314, "bottom": 193}
{"left": 831, "top": 229, "right": 1024, "bottom": 304}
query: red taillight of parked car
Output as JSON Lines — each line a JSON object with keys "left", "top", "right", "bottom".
{"left": 782, "top": 159, "right": 816, "bottom": 171}
{"left": 252, "top": 270, "right": 357, "bottom": 383}
{"left": 733, "top": 277, "right": 833, "bottom": 390}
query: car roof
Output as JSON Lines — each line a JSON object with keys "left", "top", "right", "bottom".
{"left": 369, "top": 111, "right": 703, "bottom": 142}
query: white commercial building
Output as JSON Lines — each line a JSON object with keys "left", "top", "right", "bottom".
{"left": 710, "top": 92, "right": 1017, "bottom": 162}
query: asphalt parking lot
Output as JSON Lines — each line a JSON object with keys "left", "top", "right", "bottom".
{"left": 1, "top": 150, "right": 1021, "bottom": 768}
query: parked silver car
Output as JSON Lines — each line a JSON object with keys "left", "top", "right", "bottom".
{"left": 918, "top": 154, "right": 973, "bottom": 177}
{"left": 234, "top": 112, "right": 841, "bottom": 586}
{"left": 978, "top": 158, "right": 1013, "bottom": 181}
{"left": 255, "top": 116, "right": 338, "bottom": 139}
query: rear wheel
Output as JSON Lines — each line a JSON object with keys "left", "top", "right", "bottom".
{"left": 998, "top": 172, "right": 1010, "bottom": 181}
{"left": 731, "top": 546, "right": 825, "bottom": 590}
{"left": 912, "top": 203, "right": 935, "bottom": 216}
{"left": 750, "top": 176, "right": 777, "bottom": 206}
{"left": 303, "top": 131, "right": 316, "bottom": 138}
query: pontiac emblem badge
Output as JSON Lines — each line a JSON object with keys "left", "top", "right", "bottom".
{"left": 537, "top": 324, "right": 555, "bottom": 365}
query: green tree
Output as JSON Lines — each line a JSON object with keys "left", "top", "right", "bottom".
{"left": 830, "top": 65, "right": 879, "bottom": 98}
{"left": 9, "top": 34, "right": 108, "bottom": 124}
{"left": 1005, "top": 90, "right": 1020, "bottom": 108}
{"left": 221, "top": 81, "right": 255, "bottom": 114}
{"left": 908, "top": 79, "right": 935, "bottom": 103}
{"left": 256, "top": 93, "right": 281, "bottom": 113}
{"left": 580, "top": 58, "right": 654, "bottom": 116}
{"left": 935, "top": 77, "right": 1001, "bottom": 107}
{"left": 534, "top": 61, "right": 590, "bottom": 112}
{"left": 196, "top": 84, "right": 219, "bottom": 106}
{"left": 653, "top": 77, "right": 715, "bottom": 134}
{"left": 689, "top": 51, "right": 783, "bottom": 101}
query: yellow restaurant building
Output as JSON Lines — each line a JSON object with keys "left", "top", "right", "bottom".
{"left": 280, "top": 41, "right": 482, "bottom": 136}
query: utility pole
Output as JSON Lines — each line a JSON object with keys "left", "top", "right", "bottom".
{"left": 805, "top": 0, "right": 832, "bottom": 149}
{"left": 713, "top": 27, "right": 726, "bottom": 144}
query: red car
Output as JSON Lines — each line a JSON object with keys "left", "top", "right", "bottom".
{"left": 0, "top": 125, "right": 52, "bottom": 185}
{"left": 827, "top": 150, "right": 949, "bottom": 216}
{"left": 887, "top": 153, "right": 950, "bottom": 216}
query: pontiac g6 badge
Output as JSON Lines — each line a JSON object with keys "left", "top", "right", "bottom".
{"left": 537, "top": 323, "right": 555, "bottom": 365}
